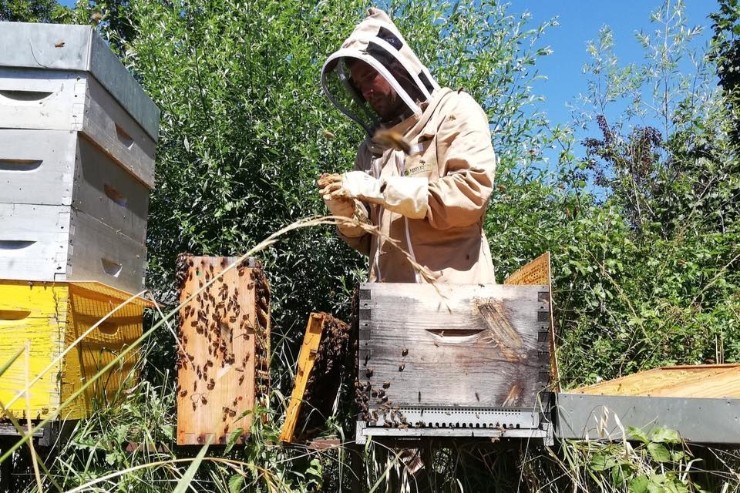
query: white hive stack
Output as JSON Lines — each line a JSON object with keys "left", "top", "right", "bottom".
{"left": 0, "top": 23, "right": 159, "bottom": 421}
{"left": 0, "top": 22, "right": 159, "bottom": 294}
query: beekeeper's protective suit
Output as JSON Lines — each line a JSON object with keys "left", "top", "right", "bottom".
{"left": 320, "top": 7, "right": 496, "bottom": 284}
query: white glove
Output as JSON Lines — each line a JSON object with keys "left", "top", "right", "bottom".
{"left": 320, "top": 171, "right": 429, "bottom": 220}
{"left": 318, "top": 174, "right": 369, "bottom": 237}
{"left": 341, "top": 171, "right": 385, "bottom": 203}
{"left": 381, "top": 175, "right": 429, "bottom": 220}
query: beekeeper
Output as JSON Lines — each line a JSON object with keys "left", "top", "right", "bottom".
{"left": 318, "top": 8, "right": 497, "bottom": 284}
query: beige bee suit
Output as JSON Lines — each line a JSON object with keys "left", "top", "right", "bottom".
{"left": 321, "top": 8, "right": 496, "bottom": 283}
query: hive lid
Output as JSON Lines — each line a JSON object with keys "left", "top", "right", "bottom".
{"left": 570, "top": 364, "right": 740, "bottom": 399}
{"left": 0, "top": 22, "right": 160, "bottom": 141}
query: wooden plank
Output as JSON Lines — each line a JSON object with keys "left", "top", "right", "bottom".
{"left": 0, "top": 129, "right": 76, "bottom": 206}
{"left": 358, "top": 283, "right": 551, "bottom": 425}
{"left": 66, "top": 209, "right": 147, "bottom": 293}
{"left": 0, "top": 68, "right": 84, "bottom": 131}
{"left": 0, "top": 203, "right": 71, "bottom": 280}
{"left": 279, "top": 313, "right": 351, "bottom": 442}
{"left": 82, "top": 75, "right": 157, "bottom": 189}
{"left": 571, "top": 364, "right": 740, "bottom": 398}
{"left": 0, "top": 202, "right": 147, "bottom": 293}
{"left": 73, "top": 135, "right": 151, "bottom": 243}
{"left": 176, "top": 256, "right": 270, "bottom": 445}
{"left": 0, "top": 280, "right": 143, "bottom": 420}
{"left": 0, "top": 281, "right": 67, "bottom": 420}
{"left": 0, "top": 129, "right": 151, "bottom": 242}
{"left": 67, "top": 283, "right": 143, "bottom": 418}
{"left": 503, "top": 252, "right": 560, "bottom": 390}
{"left": 279, "top": 313, "right": 326, "bottom": 443}
{"left": 0, "top": 68, "right": 156, "bottom": 188}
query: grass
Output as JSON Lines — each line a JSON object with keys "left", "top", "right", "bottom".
{"left": 0, "top": 216, "right": 738, "bottom": 492}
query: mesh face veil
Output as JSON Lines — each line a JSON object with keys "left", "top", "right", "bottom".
{"left": 321, "top": 9, "right": 440, "bottom": 136}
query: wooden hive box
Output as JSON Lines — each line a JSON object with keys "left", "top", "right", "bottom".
{"left": 0, "top": 22, "right": 159, "bottom": 293}
{"left": 176, "top": 256, "right": 271, "bottom": 446}
{"left": 0, "top": 22, "right": 159, "bottom": 179}
{"left": 356, "top": 254, "right": 557, "bottom": 437}
{"left": 1, "top": 132, "right": 148, "bottom": 293}
{"left": 0, "top": 280, "right": 150, "bottom": 421}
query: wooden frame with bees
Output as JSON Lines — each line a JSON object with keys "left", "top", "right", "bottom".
{"left": 175, "top": 256, "right": 271, "bottom": 446}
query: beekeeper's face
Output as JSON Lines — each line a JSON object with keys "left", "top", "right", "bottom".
{"left": 349, "top": 60, "right": 402, "bottom": 121}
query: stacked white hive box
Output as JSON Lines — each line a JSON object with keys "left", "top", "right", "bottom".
{"left": 0, "top": 22, "right": 160, "bottom": 293}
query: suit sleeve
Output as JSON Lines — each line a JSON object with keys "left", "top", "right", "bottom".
{"left": 426, "top": 92, "right": 496, "bottom": 230}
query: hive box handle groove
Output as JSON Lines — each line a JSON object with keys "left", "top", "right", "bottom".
{"left": 104, "top": 184, "right": 128, "bottom": 207}
{"left": 0, "top": 310, "right": 31, "bottom": 321}
{"left": 0, "top": 159, "right": 43, "bottom": 171}
{"left": 0, "top": 90, "right": 53, "bottom": 102}
{"left": 101, "top": 258, "right": 123, "bottom": 277}
{"left": 115, "top": 124, "right": 135, "bottom": 149}
{"left": 97, "top": 321, "right": 120, "bottom": 336}
{"left": 426, "top": 328, "right": 484, "bottom": 344}
{"left": 0, "top": 240, "right": 36, "bottom": 250}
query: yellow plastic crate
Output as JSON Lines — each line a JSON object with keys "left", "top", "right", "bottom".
{"left": 0, "top": 280, "right": 149, "bottom": 420}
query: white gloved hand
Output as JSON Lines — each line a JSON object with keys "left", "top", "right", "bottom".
{"left": 320, "top": 171, "right": 429, "bottom": 219}
{"left": 318, "top": 174, "right": 368, "bottom": 237}
{"left": 381, "top": 175, "right": 429, "bottom": 219}
{"left": 341, "top": 171, "right": 384, "bottom": 203}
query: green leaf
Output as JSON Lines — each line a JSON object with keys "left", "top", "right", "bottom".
{"left": 628, "top": 427, "right": 650, "bottom": 443}
{"left": 629, "top": 475, "right": 650, "bottom": 493}
{"left": 228, "top": 474, "right": 245, "bottom": 493}
{"left": 647, "top": 442, "right": 672, "bottom": 463}
{"left": 649, "top": 427, "right": 681, "bottom": 444}
{"left": 173, "top": 438, "right": 211, "bottom": 493}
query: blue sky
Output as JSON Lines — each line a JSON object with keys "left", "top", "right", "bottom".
{"left": 507, "top": 0, "right": 717, "bottom": 134}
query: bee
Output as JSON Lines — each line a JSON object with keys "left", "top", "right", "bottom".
{"left": 398, "top": 364, "right": 405, "bottom": 372}
{"left": 401, "top": 348, "right": 408, "bottom": 357}
{"left": 373, "top": 129, "right": 412, "bottom": 154}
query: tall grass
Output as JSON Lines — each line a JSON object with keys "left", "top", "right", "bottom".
{"left": 0, "top": 216, "right": 738, "bottom": 492}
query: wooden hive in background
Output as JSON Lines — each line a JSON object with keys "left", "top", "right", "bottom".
{"left": 176, "top": 256, "right": 270, "bottom": 446}
{"left": 0, "top": 280, "right": 150, "bottom": 421}
{"left": 279, "top": 312, "right": 352, "bottom": 443}
{"left": 0, "top": 22, "right": 159, "bottom": 294}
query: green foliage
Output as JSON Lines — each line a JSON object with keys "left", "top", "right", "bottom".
{"left": 532, "top": 0, "right": 740, "bottom": 386}
{"left": 0, "top": 0, "right": 71, "bottom": 22}
{"left": 125, "top": 0, "right": 369, "bottom": 392}
{"left": 556, "top": 428, "right": 707, "bottom": 493}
